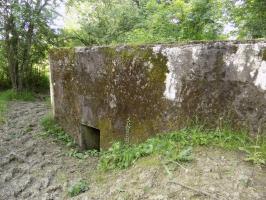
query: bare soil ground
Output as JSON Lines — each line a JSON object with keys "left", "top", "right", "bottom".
{"left": 0, "top": 101, "right": 266, "bottom": 200}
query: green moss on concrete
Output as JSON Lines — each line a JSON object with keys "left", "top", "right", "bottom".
{"left": 98, "top": 46, "right": 169, "bottom": 148}
{"left": 49, "top": 48, "right": 75, "bottom": 61}
{"left": 148, "top": 61, "right": 167, "bottom": 83}
{"left": 98, "top": 118, "right": 117, "bottom": 149}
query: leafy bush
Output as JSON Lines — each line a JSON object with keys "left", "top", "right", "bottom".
{"left": 68, "top": 180, "right": 89, "bottom": 197}
{"left": 66, "top": 0, "right": 225, "bottom": 47}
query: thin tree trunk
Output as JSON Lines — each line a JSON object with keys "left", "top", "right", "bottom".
{"left": 5, "top": 14, "right": 20, "bottom": 92}
{"left": 20, "top": 22, "right": 34, "bottom": 90}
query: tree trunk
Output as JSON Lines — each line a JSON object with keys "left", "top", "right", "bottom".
{"left": 5, "top": 14, "right": 20, "bottom": 92}
{"left": 19, "top": 22, "right": 34, "bottom": 90}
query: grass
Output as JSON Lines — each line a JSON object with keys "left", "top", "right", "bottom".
{"left": 239, "top": 135, "right": 266, "bottom": 165}
{"left": 44, "top": 96, "right": 51, "bottom": 107}
{"left": 41, "top": 114, "right": 100, "bottom": 159}
{"left": 0, "top": 89, "right": 35, "bottom": 123}
{"left": 68, "top": 180, "right": 89, "bottom": 197}
{"left": 40, "top": 114, "right": 266, "bottom": 170}
{"left": 99, "top": 126, "right": 266, "bottom": 171}
{"left": 40, "top": 114, "right": 75, "bottom": 147}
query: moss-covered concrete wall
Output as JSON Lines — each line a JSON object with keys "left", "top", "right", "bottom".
{"left": 49, "top": 41, "right": 266, "bottom": 149}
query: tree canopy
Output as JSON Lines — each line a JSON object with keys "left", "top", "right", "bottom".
{"left": 0, "top": 0, "right": 265, "bottom": 91}
{"left": 228, "top": 0, "right": 266, "bottom": 38}
{"left": 0, "top": 0, "right": 61, "bottom": 91}
{"left": 63, "top": 0, "right": 226, "bottom": 45}
{"left": 63, "top": 0, "right": 265, "bottom": 47}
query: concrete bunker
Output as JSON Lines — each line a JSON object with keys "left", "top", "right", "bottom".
{"left": 49, "top": 40, "right": 266, "bottom": 150}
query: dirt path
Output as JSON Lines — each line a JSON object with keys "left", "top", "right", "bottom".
{"left": 0, "top": 101, "right": 97, "bottom": 200}
{"left": 0, "top": 101, "right": 266, "bottom": 200}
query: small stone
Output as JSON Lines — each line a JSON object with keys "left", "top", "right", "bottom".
{"left": 209, "top": 186, "right": 215, "bottom": 192}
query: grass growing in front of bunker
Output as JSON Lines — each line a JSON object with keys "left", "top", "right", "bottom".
{"left": 40, "top": 114, "right": 266, "bottom": 171}
{"left": 40, "top": 114, "right": 75, "bottom": 147}
{"left": 40, "top": 114, "right": 100, "bottom": 159}
{"left": 0, "top": 89, "right": 35, "bottom": 123}
{"left": 99, "top": 126, "right": 266, "bottom": 171}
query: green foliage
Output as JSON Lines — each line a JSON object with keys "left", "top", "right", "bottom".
{"left": 0, "top": 0, "right": 60, "bottom": 91}
{"left": 65, "top": 0, "right": 265, "bottom": 44}
{"left": 99, "top": 134, "right": 194, "bottom": 171}
{"left": 67, "top": 149, "right": 100, "bottom": 159}
{"left": 44, "top": 96, "right": 51, "bottom": 107}
{"left": 0, "top": 90, "right": 35, "bottom": 102}
{"left": 40, "top": 115, "right": 265, "bottom": 169}
{"left": 27, "top": 66, "right": 50, "bottom": 92}
{"left": 170, "top": 146, "right": 193, "bottom": 162}
{"left": 172, "top": 125, "right": 252, "bottom": 150}
{"left": 227, "top": 0, "right": 266, "bottom": 39}
{"left": 65, "top": 0, "right": 225, "bottom": 46}
{"left": 41, "top": 114, "right": 100, "bottom": 159}
{"left": 240, "top": 147, "right": 266, "bottom": 165}
{"left": 64, "top": 0, "right": 142, "bottom": 45}
{"left": 0, "top": 42, "right": 10, "bottom": 90}
{"left": 239, "top": 136, "right": 266, "bottom": 165}
{"left": 99, "top": 126, "right": 266, "bottom": 171}
{"left": 68, "top": 180, "right": 89, "bottom": 197}
{"left": 40, "top": 115, "right": 75, "bottom": 147}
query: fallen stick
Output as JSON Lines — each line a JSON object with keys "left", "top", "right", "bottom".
{"left": 168, "top": 181, "right": 221, "bottom": 200}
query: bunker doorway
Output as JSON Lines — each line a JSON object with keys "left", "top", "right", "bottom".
{"left": 80, "top": 124, "right": 100, "bottom": 151}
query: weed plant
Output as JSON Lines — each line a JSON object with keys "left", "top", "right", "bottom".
{"left": 40, "top": 115, "right": 75, "bottom": 147}
{"left": 68, "top": 180, "right": 89, "bottom": 197}
{"left": 99, "top": 126, "right": 266, "bottom": 171}
{"left": 67, "top": 149, "right": 100, "bottom": 159}
{"left": 41, "top": 115, "right": 100, "bottom": 159}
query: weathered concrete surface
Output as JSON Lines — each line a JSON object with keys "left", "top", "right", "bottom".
{"left": 49, "top": 41, "right": 266, "bottom": 149}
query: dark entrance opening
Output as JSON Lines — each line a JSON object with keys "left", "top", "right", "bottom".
{"left": 80, "top": 124, "right": 100, "bottom": 151}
